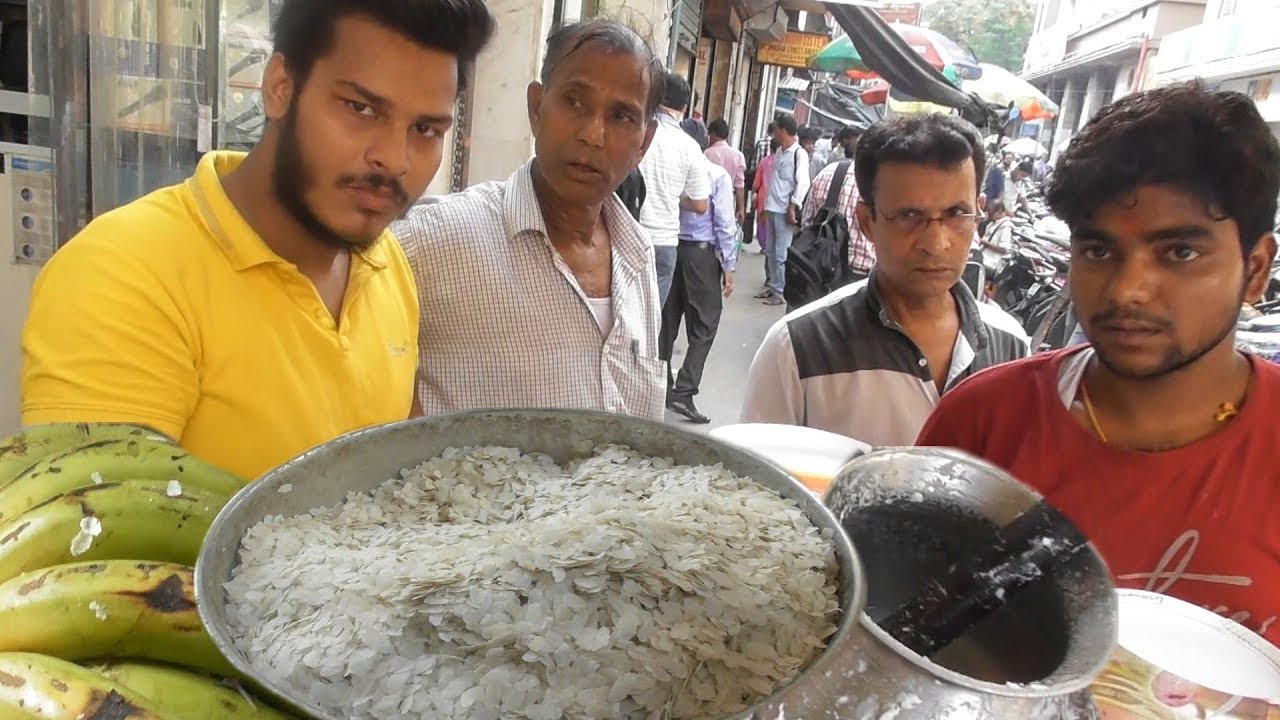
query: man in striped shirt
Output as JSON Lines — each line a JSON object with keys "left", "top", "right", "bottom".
{"left": 802, "top": 125, "right": 875, "bottom": 280}
{"left": 393, "top": 19, "right": 670, "bottom": 421}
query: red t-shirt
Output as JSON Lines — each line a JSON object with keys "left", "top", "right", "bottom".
{"left": 917, "top": 347, "right": 1280, "bottom": 647}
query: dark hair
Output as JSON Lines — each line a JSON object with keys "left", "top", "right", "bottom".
{"left": 769, "top": 138, "right": 780, "bottom": 152}
{"left": 272, "top": 0, "right": 495, "bottom": 90}
{"left": 661, "top": 72, "right": 692, "bottom": 111}
{"left": 798, "top": 125, "right": 821, "bottom": 143}
{"left": 1016, "top": 159, "right": 1035, "bottom": 175}
{"left": 766, "top": 121, "right": 777, "bottom": 134}
{"left": 989, "top": 199, "right": 1008, "bottom": 216}
{"left": 854, "top": 114, "right": 986, "bottom": 205}
{"left": 1047, "top": 81, "right": 1280, "bottom": 253}
{"left": 540, "top": 19, "right": 665, "bottom": 119}
{"left": 835, "top": 125, "right": 860, "bottom": 142}
{"left": 708, "top": 118, "right": 730, "bottom": 140}
{"left": 681, "top": 117, "right": 708, "bottom": 150}
{"left": 775, "top": 115, "right": 799, "bottom": 136}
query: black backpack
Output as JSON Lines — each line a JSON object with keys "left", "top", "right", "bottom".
{"left": 783, "top": 160, "right": 856, "bottom": 308}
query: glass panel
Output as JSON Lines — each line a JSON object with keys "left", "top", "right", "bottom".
{"left": 86, "top": 0, "right": 209, "bottom": 216}
{"left": 218, "top": 0, "right": 279, "bottom": 151}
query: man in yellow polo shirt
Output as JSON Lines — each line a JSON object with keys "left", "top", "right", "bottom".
{"left": 19, "top": 0, "right": 496, "bottom": 480}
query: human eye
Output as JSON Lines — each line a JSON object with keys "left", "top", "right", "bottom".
{"left": 414, "top": 122, "right": 441, "bottom": 139}
{"left": 1166, "top": 244, "right": 1201, "bottom": 263}
{"left": 344, "top": 100, "right": 375, "bottom": 117}
{"left": 1073, "top": 242, "right": 1109, "bottom": 261}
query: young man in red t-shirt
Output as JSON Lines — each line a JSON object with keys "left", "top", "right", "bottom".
{"left": 917, "top": 82, "right": 1280, "bottom": 646}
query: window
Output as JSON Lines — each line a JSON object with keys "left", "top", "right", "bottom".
{"left": 552, "top": 0, "right": 598, "bottom": 27}
{"left": 1040, "top": 0, "right": 1064, "bottom": 30}
{"left": 1218, "top": 0, "right": 1238, "bottom": 18}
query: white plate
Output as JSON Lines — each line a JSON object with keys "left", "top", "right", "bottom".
{"left": 1118, "top": 590, "right": 1280, "bottom": 701}
{"left": 708, "top": 423, "right": 870, "bottom": 495}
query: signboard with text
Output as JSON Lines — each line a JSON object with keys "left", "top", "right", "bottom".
{"left": 875, "top": 3, "right": 923, "bottom": 25}
{"left": 756, "top": 31, "right": 830, "bottom": 69}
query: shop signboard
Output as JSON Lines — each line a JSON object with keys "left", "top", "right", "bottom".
{"left": 876, "top": 3, "right": 922, "bottom": 25}
{"left": 756, "top": 31, "right": 830, "bottom": 69}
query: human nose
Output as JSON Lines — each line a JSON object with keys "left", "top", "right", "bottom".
{"left": 365, "top": 127, "right": 412, "bottom": 178}
{"left": 1103, "top": 252, "right": 1157, "bottom": 306}
{"left": 576, "top": 112, "right": 606, "bottom": 148}
{"left": 915, "top": 217, "right": 953, "bottom": 255}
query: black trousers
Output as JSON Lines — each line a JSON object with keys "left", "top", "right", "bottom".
{"left": 658, "top": 242, "right": 724, "bottom": 400}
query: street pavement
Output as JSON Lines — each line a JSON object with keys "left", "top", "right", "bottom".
{"left": 663, "top": 241, "right": 785, "bottom": 434}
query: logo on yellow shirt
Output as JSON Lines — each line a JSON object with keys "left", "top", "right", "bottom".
{"left": 386, "top": 340, "right": 409, "bottom": 358}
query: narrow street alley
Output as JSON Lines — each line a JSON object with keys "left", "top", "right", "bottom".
{"left": 663, "top": 244, "right": 782, "bottom": 433}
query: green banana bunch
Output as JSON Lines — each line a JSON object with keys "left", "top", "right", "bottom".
{"left": 0, "top": 437, "right": 245, "bottom": 523}
{"left": 0, "top": 481, "right": 229, "bottom": 584}
{"left": 0, "top": 560, "right": 235, "bottom": 676}
{"left": 0, "top": 422, "right": 171, "bottom": 489}
{"left": 0, "top": 651, "right": 167, "bottom": 719}
{"left": 86, "top": 661, "right": 292, "bottom": 719}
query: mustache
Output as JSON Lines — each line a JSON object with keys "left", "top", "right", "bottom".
{"left": 340, "top": 173, "right": 410, "bottom": 207}
{"left": 1090, "top": 308, "right": 1172, "bottom": 329}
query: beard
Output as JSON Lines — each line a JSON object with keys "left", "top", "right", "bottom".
{"left": 1090, "top": 291, "right": 1243, "bottom": 381}
{"left": 272, "top": 106, "right": 410, "bottom": 253}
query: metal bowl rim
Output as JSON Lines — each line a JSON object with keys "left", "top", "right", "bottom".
{"left": 196, "top": 408, "right": 868, "bottom": 720}
{"left": 832, "top": 446, "right": 1120, "bottom": 697}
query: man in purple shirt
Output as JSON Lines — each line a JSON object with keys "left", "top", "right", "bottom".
{"left": 704, "top": 118, "right": 746, "bottom": 224}
{"left": 659, "top": 128, "right": 739, "bottom": 424}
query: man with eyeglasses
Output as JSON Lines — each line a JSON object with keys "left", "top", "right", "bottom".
{"left": 740, "top": 114, "right": 1028, "bottom": 446}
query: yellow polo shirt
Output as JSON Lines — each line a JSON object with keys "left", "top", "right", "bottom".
{"left": 21, "top": 151, "right": 419, "bottom": 480}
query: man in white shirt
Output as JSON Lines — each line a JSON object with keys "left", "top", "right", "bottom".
{"left": 639, "top": 72, "right": 711, "bottom": 305}
{"left": 756, "top": 114, "right": 811, "bottom": 306}
{"left": 393, "top": 19, "right": 668, "bottom": 420}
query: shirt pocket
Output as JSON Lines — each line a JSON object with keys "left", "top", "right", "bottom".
{"left": 629, "top": 355, "right": 668, "bottom": 420}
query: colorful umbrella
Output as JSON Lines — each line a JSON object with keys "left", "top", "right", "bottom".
{"left": 849, "top": 64, "right": 961, "bottom": 85}
{"left": 814, "top": 24, "right": 979, "bottom": 82}
{"left": 1004, "top": 136, "right": 1048, "bottom": 158}
{"left": 860, "top": 79, "right": 890, "bottom": 105}
{"left": 885, "top": 24, "right": 982, "bottom": 80}
{"left": 808, "top": 35, "right": 871, "bottom": 75}
{"left": 962, "top": 63, "right": 1060, "bottom": 120}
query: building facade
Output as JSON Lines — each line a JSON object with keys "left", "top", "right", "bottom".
{"left": 1021, "top": 0, "right": 1206, "bottom": 158}
{"left": 452, "top": 0, "right": 821, "bottom": 191}
{"left": 1151, "top": 0, "right": 1280, "bottom": 141}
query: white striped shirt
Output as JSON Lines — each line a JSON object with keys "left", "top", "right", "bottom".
{"left": 638, "top": 114, "right": 712, "bottom": 248}
{"left": 392, "top": 161, "right": 666, "bottom": 421}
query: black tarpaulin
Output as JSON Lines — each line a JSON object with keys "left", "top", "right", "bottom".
{"left": 808, "top": 81, "right": 884, "bottom": 129}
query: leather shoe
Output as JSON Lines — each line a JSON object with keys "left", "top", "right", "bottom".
{"left": 753, "top": 289, "right": 774, "bottom": 299}
{"left": 667, "top": 397, "right": 710, "bottom": 424}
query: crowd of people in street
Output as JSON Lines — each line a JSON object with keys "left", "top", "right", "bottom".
{"left": 13, "top": 0, "right": 1279, "bottom": 649}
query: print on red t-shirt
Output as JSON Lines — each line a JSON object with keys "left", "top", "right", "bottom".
{"left": 917, "top": 347, "right": 1280, "bottom": 647}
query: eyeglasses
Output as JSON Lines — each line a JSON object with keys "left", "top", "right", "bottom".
{"left": 872, "top": 207, "right": 979, "bottom": 235}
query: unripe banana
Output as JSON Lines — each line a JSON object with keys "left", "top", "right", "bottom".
{"left": 85, "top": 661, "right": 292, "bottom": 719}
{"left": 0, "top": 438, "right": 245, "bottom": 523}
{"left": 0, "top": 423, "right": 171, "bottom": 489}
{"left": 0, "top": 481, "right": 229, "bottom": 584}
{"left": 0, "top": 651, "right": 167, "bottom": 719}
{"left": 0, "top": 561, "right": 235, "bottom": 676}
